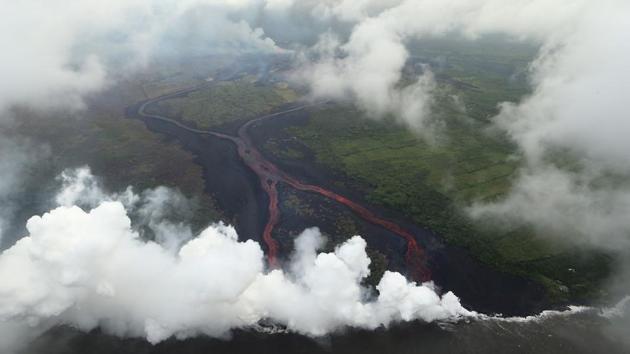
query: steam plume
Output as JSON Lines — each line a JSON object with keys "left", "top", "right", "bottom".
{"left": 0, "top": 168, "right": 472, "bottom": 350}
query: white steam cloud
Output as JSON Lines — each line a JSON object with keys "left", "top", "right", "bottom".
{"left": 0, "top": 0, "right": 284, "bottom": 112}
{"left": 0, "top": 168, "right": 472, "bottom": 351}
{"left": 55, "top": 167, "right": 197, "bottom": 252}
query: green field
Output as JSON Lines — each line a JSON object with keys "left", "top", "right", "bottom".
{"left": 268, "top": 37, "right": 611, "bottom": 302}
{"left": 152, "top": 78, "right": 296, "bottom": 129}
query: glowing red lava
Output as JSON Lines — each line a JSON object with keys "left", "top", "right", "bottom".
{"left": 138, "top": 90, "right": 431, "bottom": 282}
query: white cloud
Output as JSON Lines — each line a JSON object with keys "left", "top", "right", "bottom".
{"left": 469, "top": 167, "right": 630, "bottom": 249}
{"left": 289, "top": 0, "right": 595, "bottom": 131}
{"left": 0, "top": 0, "right": 283, "bottom": 113}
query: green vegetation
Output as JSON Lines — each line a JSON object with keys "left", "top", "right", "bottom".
{"left": 272, "top": 37, "right": 611, "bottom": 302}
{"left": 334, "top": 215, "right": 360, "bottom": 237}
{"left": 365, "top": 248, "right": 389, "bottom": 287}
{"left": 284, "top": 193, "right": 316, "bottom": 218}
{"left": 293, "top": 106, "right": 519, "bottom": 204}
{"left": 264, "top": 138, "right": 306, "bottom": 160}
{"left": 10, "top": 75, "right": 223, "bottom": 232}
{"left": 153, "top": 79, "right": 293, "bottom": 129}
{"left": 411, "top": 35, "right": 536, "bottom": 121}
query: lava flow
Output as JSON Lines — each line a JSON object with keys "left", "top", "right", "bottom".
{"left": 137, "top": 88, "right": 431, "bottom": 282}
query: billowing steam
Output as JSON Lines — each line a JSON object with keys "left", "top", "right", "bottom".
{"left": 0, "top": 168, "right": 472, "bottom": 350}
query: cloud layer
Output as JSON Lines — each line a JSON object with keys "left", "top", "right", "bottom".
{"left": 0, "top": 0, "right": 284, "bottom": 113}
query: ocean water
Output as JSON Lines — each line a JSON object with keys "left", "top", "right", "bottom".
{"left": 22, "top": 301, "right": 630, "bottom": 354}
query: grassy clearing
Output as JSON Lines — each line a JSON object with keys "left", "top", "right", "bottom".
{"left": 153, "top": 79, "right": 294, "bottom": 129}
